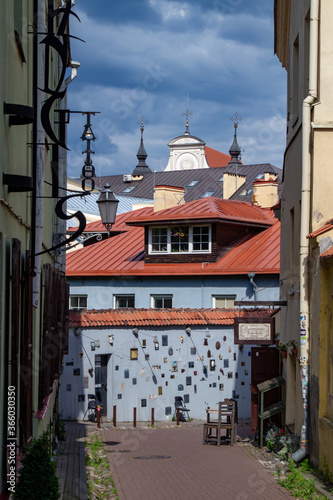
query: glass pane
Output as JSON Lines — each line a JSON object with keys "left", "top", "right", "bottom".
{"left": 171, "top": 227, "right": 189, "bottom": 252}
{"left": 70, "top": 297, "right": 78, "bottom": 308}
{"left": 117, "top": 296, "right": 134, "bottom": 308}
{"left": 164, "top": 297, "right": 173, "bottom": 308}
{"left": 152, "top": 227, "right": 167, "bottom": 252}
{"left": 154, "top": 297, "right": 163, "bottom": 308}
{"left": 79, "top": 296, "right": 87, "bottom": 308}
{"left": 127, "top": 296, "right": 135, "bottom": 308}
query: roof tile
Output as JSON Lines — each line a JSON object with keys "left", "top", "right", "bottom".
{"left": 69, "top": 308, "right": 274, "bottom": 328}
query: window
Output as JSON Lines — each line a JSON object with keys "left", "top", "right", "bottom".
{"left": 114, "top": 295, "right": 135, "bottom": 308}
{"left": 192, "top": 226, "right": 209, "bottom": 251}
{"left": 201, "top": 191, "right": 215, "bottom": 198}
{"left": 149, "top": 225, "right": 211, "bottom": 254}
{"left": 240, "top": 188, "right": 253, "bottom": 196}
{"left": 213, "top": 295, "right": 236, "bottom": 308}
{"left": 151, "top": 227, "right": 167, "bottom": 252}
{"left": 151, "top": 295, "right": 173, "bottom": 308}
{"left": 70, "top": 295, "right": 87, "bottom": 310}
{"left": 121, "top": 186, "right": 136, "bottom": 194}
{"left": 171, "top": 226, "right": 189, "bottom": 252}
{"left": 186, "top": 180, "right": 200, "bottom": 187}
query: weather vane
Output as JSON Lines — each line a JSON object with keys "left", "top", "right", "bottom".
{"left": 182, "top": 92, "right": 192, "bottom": 134}
{"left": 230, "top": 112, "right": 242, "bottom": 129}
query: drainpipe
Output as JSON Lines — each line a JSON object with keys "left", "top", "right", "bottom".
{"left": 292, "top": 0, "right": 319, "bottom": 462}
{"left": 32, "top": 0, "right": 45, "bottom": 308}
{"left": 248, "top": 272, "right": 258, "bottom": 301}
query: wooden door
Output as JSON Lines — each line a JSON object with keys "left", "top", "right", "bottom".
{"left": 251, "top": 347, "right": 280, "bottom": 435}
{"left": 95, "top": 354, "right": 110, "bottom": 416}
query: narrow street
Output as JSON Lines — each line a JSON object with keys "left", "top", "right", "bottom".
{"left": 100, "top": 424, "right": 293, "bottom": 500}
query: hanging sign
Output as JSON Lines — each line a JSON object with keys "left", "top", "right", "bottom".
{"left": 234, "top": 317, "right": 275, "bottom": 345}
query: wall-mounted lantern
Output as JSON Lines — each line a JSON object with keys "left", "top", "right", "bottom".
{"left": 97, "top": 184, "right": 119, "bottom": 236}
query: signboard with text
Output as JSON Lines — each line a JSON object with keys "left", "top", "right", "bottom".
{"left": 234, "top": 317, "right": 275, "bottom": 345}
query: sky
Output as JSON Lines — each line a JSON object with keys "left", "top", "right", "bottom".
{"left": 66, "top": 0, "right": 287, "bottom": 179}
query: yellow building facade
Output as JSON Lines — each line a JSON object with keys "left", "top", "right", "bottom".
{"left": 275, "top": 0, "right": 333, "bottom": 472}
{"left": 0, "top": 1, "right": 79, "bottom": 494}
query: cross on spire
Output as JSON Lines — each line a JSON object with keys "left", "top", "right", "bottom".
{"left": 230, "top": 112, "right": 242, "bottom": 129}
{"left": 137, "top": 116, "right": 148, "bottom": 137}
{"left": 182, "top": 93, "right": 192, "bottom": 134}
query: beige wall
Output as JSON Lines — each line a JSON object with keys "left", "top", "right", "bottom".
{"left": 276, "top": 0, "right": 333, "bottom": 472}
{"left": 1, "top": 1, "right": 71, "bottom": 492}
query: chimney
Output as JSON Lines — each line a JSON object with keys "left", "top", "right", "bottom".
{"left": 154, "top": 185, "right": 185, "bottom": 212}
{"left": 252, "top": 177, "right": 279, "bottom": 208}
{"left": 222, "top": 173, "right": 246, "bottom": 199}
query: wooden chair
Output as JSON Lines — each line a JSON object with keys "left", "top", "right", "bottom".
{"left": 203, "top": 399, "right": 237, "bottom": 446}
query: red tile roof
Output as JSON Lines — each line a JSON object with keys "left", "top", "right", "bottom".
{"left": 69, "top": 307, "right": 274, "bottom": 328}
{"left": 126, "top": 198, "right": 276, "bottom": 227}
{"left": 307, "top": 219, "right": 333, "bottom": 239}
{"left": 66, "top": 217, "right": 280, "bottom": 277}
{"left": 205, "top": 146, "right": 231, "bottom": 167}
{"left": 66, "top": 198, "right": 279, "bottom": 277}
{"left": 319, "top": 246, "right": 333, "bottom": 260}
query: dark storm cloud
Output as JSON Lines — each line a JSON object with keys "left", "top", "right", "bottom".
{"left": 66, "top": 0, "right": 286, "bottom": 177}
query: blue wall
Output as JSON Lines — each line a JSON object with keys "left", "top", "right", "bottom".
{"left": 60, "top": 324, "right": 260, "bottom": 422}
{"left": 61, "top": 274, "right": 280, "bottom": 422}
{"left": 69, "top": 274, "right": 279, "bottom": 310}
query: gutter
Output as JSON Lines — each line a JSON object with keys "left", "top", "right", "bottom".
{"left": 293, "top": 0, "right": 319, "bottom": 462}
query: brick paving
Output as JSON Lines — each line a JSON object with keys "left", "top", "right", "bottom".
{"left": 101, "top": 424, "right": 294, "bottom": 500}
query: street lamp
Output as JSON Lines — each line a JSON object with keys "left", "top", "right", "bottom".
{"left": 97, "top": 184, "right": 119, "bottom": 236}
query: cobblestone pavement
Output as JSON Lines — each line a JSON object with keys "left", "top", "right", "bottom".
{"left": 55, "top": 421, "right": 88, "bottom": 500}
{"left": 99, "top": 421, "right": 294, "bottom": 500}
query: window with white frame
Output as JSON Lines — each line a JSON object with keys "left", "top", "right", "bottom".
{"left": 212, "top": 295, "right": 236, "bottom": 308}
{"left": 151, "top": 295, "right": 173, "bottom": 309}
{"left": 69, "top": 295, "right": 87, "bottom": 310}
{"left": 114, "top": 294, "right": 135, "bottom": 308}
{"left": 149, "top": 225, "right": 211, "bottom": 254}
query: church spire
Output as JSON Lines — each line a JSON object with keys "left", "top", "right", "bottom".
{"left": 228, "top": 112, "right": 242, "bottom": 166}
{"left": 132, "top": 117, "right": 152, "bottom": 175}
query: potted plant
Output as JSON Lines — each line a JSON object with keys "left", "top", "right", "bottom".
{"left": 289, "top": 340, "right": 298, "bottom": 357}
{"left": 277, "top": 343, "right": 288, "bottom": 359}
{"left": 275, "top": 333, "right": 280, "bottom": 347}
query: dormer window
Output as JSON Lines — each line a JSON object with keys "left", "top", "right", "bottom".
{"left": 149, "top": 225, "right": 211, "bottom": 254}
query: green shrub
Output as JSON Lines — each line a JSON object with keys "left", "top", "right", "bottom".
{"left": 14, "top": 432, "right": 60, "bottom": 500}
{"left": 55, "top": 414, "right": 66, "bottom": 441}
{"left": 278, "top": 459, "right": 316, "bottom": 499}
